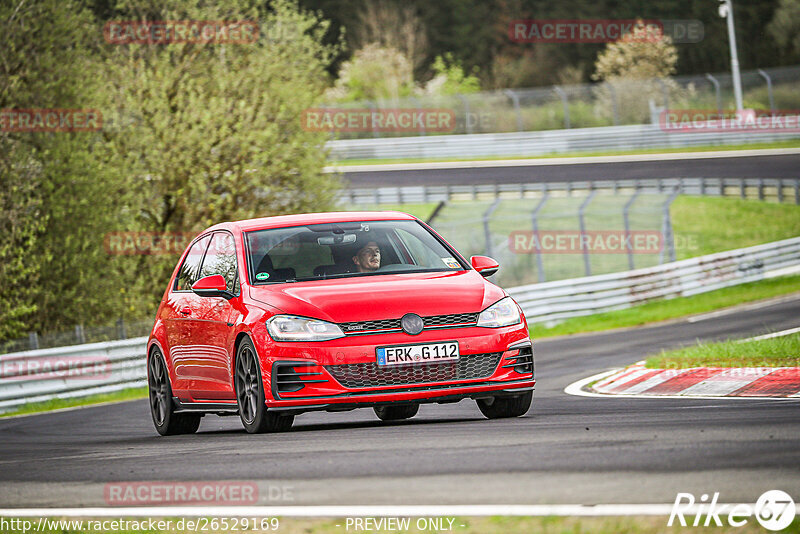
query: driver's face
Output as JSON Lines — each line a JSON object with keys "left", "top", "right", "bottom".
{"left": 353, "top": 241, "right": 380, "bottom": 272}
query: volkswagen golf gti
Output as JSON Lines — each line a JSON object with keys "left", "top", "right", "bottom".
{"left": 147, "top": 211, "right": 534, "bottom": 435}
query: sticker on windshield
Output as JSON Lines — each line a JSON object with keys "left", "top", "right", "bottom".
{"left": 442, "top": 257, "right": 461, "bottom": 269}
{"left": 255, "top": 272, "right": 270, "bottom": 280}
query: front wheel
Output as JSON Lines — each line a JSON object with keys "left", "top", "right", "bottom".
{"left": 374, "top": 404, "right": 419, "bottom": 421}
{"left": 148, "top": 349, "right": 201, "bottom": 436}
{"left": 476, "top": 391, "right": 532, "bottom": 419}
{"left": 235, "top": 338, "right": 294, "bottom": 434}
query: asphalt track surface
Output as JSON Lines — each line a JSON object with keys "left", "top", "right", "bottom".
{"left": 342, "top": 152, "right": 800, "bottom": 187}
{"left": 1, "top": 295, "right": 799, "bottom": 508}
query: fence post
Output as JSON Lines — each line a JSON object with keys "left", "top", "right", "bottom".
{"left": 795, "top": 179, "right": 799, "bottom": 205}
{"left": 75, "top": 324, "right": 86, "bottom": 344}
{"left": 759, "top": 178, "right": 765, "bottom": 201}
{"left": 117, "top": 317, "right": 127, "bottom": 340}
{"left": 757, "top": 69, "right": 776, "bottom": 115}
{"left": 606, "top": 82, "right": 620, "bottom": 126}
{"left": 705, "top": 73, "right": 722, "bottom": 117}
{"left": 409, "top": 96, "right": 426, "bottom": 136}
{"left": 656, "top": 78, "right": 669, "bottom": 110}
{"left": 660, "top": 188, "right": 680, "bottom": 264}
{"left": 503, "top": 89, "right": 524, "bottom": 131}
{"left": 483, "top": 198, "right": 501, "bottom": 257}
{"left": 457, "top": 94, "right": 473, "bottom": 134}
{"left": 578, "top": 190, "right": 597, "bottom": 277}
{"left": 778, "top": 179, "right": 784, "bottom": 204}
{"left": 553, "top": 86, "right": 570, "bottom": 129}
{"left": 531, "top": 191, "right": 550, "bottom": 283}
{"left": 367, "top": 101, "right": 379, "bottom": 138}
{"left": 623, "top": 185, "right": 641, "bottom": 271}
{"left": 28, "top": 332, "right": 39, "bottom": 350}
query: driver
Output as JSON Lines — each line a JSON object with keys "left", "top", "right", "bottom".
{"left": 352, "top": 241, "right": 381, "bottom": 272}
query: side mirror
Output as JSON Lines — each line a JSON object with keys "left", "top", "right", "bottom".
{"left": 192, "top": 274, "right": 234, "bottom": 299}
{"left": 470, "top": 255, "right": 499, "bottom": 277}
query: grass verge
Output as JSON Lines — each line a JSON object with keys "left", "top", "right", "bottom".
{"left": 0, "top": 386, "right": 148, "bottom": 419}
{"left": 530, "top": 275, "right": 800, "bottom": 339}
{"left": 15, "top": 516, "right": 800, "bottom": 534}
{"left": 331, "top": 139, "right": 800, "bottom": 166}
{"left": 646, "top": 332, "right": 800, "bottom": 369}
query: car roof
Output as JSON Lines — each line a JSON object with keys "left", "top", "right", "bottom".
{"left": 204, "top": 211, "right": 417, "bottom": 234}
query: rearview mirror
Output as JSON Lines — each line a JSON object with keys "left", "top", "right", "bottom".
{"left": 470, "top": 255, "right": 499, "bottom": 277}
{"left": 192, "top": 274, "right": 234, "bottom": 299}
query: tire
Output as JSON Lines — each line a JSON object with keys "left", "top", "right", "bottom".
{"left": 235, "top": 338, "right": 294, "bottom": 434}
{"left": 374, "top": 404, "right": 419, "bottom": 421}
{"left": 148, "top": 349, "right": 201, "bottom": 436}
{"left": 476, "top": 391, "right": 532, "bottom": 419}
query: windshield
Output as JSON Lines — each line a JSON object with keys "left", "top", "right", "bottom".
{"left": 245, "top": 219, "right": 466, "bottom": 283}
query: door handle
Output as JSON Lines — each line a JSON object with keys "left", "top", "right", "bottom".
{"left": 179, "top": 307, "right": 192, "bottom": 315}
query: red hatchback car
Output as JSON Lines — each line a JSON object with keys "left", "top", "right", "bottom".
{"left": 147, "top": 212, "right": 534, "bottom": 435}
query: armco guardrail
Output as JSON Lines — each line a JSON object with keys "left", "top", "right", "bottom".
{"left": 327, "top": 124, "right": 800, "bottom": 160}
{"left": 0, "top": 337, "right": 147, "bottom": 412}
{"left": 509, "top": 237, "right": 800, "bottom": 325}
{"left": 340, "top": 178, "right": 800, "bottom": 206}
{"left": 1, "top": 238, "right": 799, "bottom": 412}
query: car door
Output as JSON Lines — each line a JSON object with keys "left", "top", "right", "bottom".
{"left": 163, "top": 234, "right": 211, "bottom": 395}
{"left": 190, "top": 231, "right": 240, "bottom": 401}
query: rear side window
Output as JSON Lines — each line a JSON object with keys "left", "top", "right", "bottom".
{"left": 175, "top": 235, "right": 211, "bottom": 291}
{"left": 199, "top": 232, "right": 239, "bottom": 293}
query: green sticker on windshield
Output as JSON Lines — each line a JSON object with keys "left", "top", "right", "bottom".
{"left": 255, "top": 272, "right": 270, "bottom": 280}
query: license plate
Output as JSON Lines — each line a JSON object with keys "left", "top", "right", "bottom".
{"left": 376, "top": 342, "right": 459, "bottom": 366}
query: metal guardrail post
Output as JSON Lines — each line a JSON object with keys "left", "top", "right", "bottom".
{"left": 757, "top": 69, "right": 776, "bottom": 115}
{"left": 623, "top": 185, "right": 642, "bottom": 271}
{"left": 28, "top": 332, "right": 39, "bottom": 350}
{"left": 741, "top": 178, "right": 746, "bottom": 199}
{"left": 531, "top": 191, "right": 550, "bottom": 283}
{"left": 778, "top": 179, "right": 784, "bottom": 204}
{"left": 483, "top": 198, "right": 501, "bottom": 257}
{"left": 759, "top": 178, "right": 765, "bottom": 201}
{"left": 75, "top": 324, "right": 86, "bottom": 344}
{"left": 660, "top": 188, "right": 681, "bottom": 264}
{"left": 503, "top": 89, "right": 524, "bottom": 131}
{"left": 117, "top": 318, "right": 127, "bottom": 340}
{"left": 578, "top": 190, "right": 597, "bottom": 276}
{"left": 795, "top": 180, "right": 799, "bottom": 205}
{"left": 553, "top": 86, "right": 570, "bottom": 129}
{"left": 705, "top": 73, "right": 722, "bottom": 118}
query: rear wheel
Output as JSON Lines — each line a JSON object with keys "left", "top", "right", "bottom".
{"left": 235, "top": 338, "right": 294, "bottom": 434}
{"left": 476, "top": 391, "right": 532, "bottom": 419}
{"left": 148, "top": 349, "right": 201, "bottom": 436}
{"left": 374, "top": 404, "right": 419, "bottom": 421}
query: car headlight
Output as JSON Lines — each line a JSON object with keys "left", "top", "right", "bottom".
{"left": 266, "top": 315, "right": 345, "bottom": 341}
{"left": 476, "top": 297, "right": 521, "bottom": 328}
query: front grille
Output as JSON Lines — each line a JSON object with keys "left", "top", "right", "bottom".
{"left": 325, "top": 352, "right": 502, "bottom": 388}
{"left": 340, "top": 312, "right": 479, "bottom": 335}
{"left": 501, "top": 345, "right": 534, "bottom": 375}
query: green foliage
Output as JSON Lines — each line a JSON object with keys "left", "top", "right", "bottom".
{"left": 325, "top": 43, "right": 414, "bottom": 101}
{"left": 422, "top": 53, "right": 481, "bottom": 95}
{"left": 768, "top": 0, "right": 800, "bottom": 57}
{"left": 0, "top": 0, "right": 342, "bottom": 341}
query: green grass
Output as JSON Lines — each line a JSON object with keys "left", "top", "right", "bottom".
{"left": 646, "top": 332, "right": 800, "bottom": 369}
{"left": 672, "top": 196, "right": 800, "bottom": 260}
{"left": 17, "top": 516, "right": 800, "bottom": 534}
{"left": 531, "top": 275, "right": 800, "bottom": 339}
{"left": 0, "top": 386, "right": 147, "bottom": 418}
{"left": 330, "top": 139, "right": 800, "bottom": 166}
{"left": 341, "top": 202, "right": 439, "bottom": 220}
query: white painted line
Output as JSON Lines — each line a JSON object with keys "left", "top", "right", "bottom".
{"left": 564, "top": 368, "right": 800, "bottom": 401}
{"left": 738, "top": 326, "right": 800, "bottom": 342}
{"left": 687, "top": 293, "right": 800, "bottom": 323}
{"left": 326, "top": 147, "right": 800, "bottom": 173}
{"left": 0, "top": 504, "right": 737, "bottom": 517}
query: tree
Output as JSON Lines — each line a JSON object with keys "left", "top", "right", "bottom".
{"left": 325, "top": 43, "right": 414, "bottom": 102}
{"left": 592, "top": 21, "right": 681, "bottom": 124}
{"left": 768, "top": 0, "right": 800, "bottom": 58}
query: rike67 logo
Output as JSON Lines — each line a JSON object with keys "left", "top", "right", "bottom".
{"left": 669, "top": 490, "right": 796, "bottom": 531}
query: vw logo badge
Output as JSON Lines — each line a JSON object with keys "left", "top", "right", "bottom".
{"left": 401, "top": 313, "right": 424, "bottom": 335}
